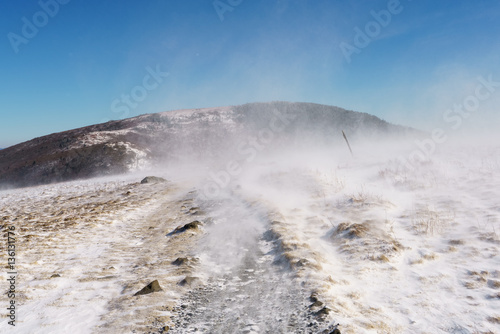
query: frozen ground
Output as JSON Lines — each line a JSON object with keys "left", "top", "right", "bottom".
{"left": 1, "top": 140, "right": 499, "bottom": 333}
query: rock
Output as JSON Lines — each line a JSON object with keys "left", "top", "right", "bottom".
{"left": 328, "top": 324, "right": 341, "bottom": 334}
{"left": 172, "top": 257, "right": 190, "bottom": 266}
{"left": 204, "top": 217, "right": 215, "bottom": 225}
{"left": 169, "top": 221, "right": 201, "bottom": 235}
{"left": 310, "top": 292, "right": 319, "bottom": 303}
{"left": 188, "top": 207, "right": 205, "bottom": 215}
{"left": 315, "top": 306, "right": 330, "bottom": 320}
{"left": 178, "top": 276, "right": 200, "bottom": 287}
{"left": 309, "top": 300, "right": 324, "bottom": 309}
{"left": 295, "top": 259, "right": 310, "bottom": 267}
{"left": 134, "top": 279, "right": 163, "bottom": 296}
{"left": 141, "top": 176, "right": 167, "bottom": 184}
{"left": 50, "top": 273, "right": 61, "bottom": 278}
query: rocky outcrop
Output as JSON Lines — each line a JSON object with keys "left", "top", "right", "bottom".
{"left": 134, "top": 280, "right": 163, "bottom": 296}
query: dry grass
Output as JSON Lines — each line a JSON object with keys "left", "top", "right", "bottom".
{"left": 359, "top": 320, "right": 392, "bottom": 332}
{"left": 478, "top": 232, "right": 500, "bottom": 244}
{"left": 487, "top": 316, "right": 500, "bottom": 324}
{"left": 486, "top": 292, "right": 500, "bottom": 299}
{"left": 409, "top": 258, "right": 424, "bottom": 265}
{"left": 463, "top": 271, "right": 491, "bottom": 289}
{"left": 408, "top": 252, "right": 438, "bottom": 265}
{"left": 488, "top": 280, "right": 500, "bottom": 289}
{"left": 423, "top": 253, "right": 438, "bottom": 261}
{"left": 331, "top": 220, "right": 403, "bottom": 263}
{"left": 334, "top": 222, "right": 369, "bottom": 238}
{"left": 411, "top": 207, "right": 454, "bottom": 235}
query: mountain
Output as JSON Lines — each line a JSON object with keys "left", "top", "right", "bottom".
{"left": 0, "top": 101, "right": 419, "bottom": 189}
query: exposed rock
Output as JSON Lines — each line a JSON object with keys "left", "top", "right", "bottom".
{"left": 187, "top": 206, "right": 205, "bottom": 215}
{"left": 134, "top": 280, "right": 163, "bottom": 296}
{"left": 309, "top": 292, "right": 319, "bottom": 303}
{"left": 172, "top": 257, "right": 190, "bottom": 266}
{"left": 141, "top": 176, "right": 167, "bottom": 184}
{"left": 178, "top": 276, "right": 200, "bottom": 287}
{"left": 309, "top": 300, "right": 324, "bottom": 309}
{"left": 321, "top": 325, "right": 341, "bottom": 334}
{"left": 168, "top": 221, "right": 202, "bottom": 235}
{"left": 315, "top": 306, "right": 330, "bottom": 320}
{"left": 295, "top": 258, "right": 311, "bottom": 267}
{"left": 204, "top": 217, "right": 215, "bottom": 225}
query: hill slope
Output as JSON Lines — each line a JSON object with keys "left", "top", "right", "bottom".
{"left": 0, "top": 102, "right": 419, "bottom": 188}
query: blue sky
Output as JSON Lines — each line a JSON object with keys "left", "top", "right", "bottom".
{"left": 1, "top": 0, "right": 499, "bottom": 148}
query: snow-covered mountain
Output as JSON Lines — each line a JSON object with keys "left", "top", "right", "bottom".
{"left": 1, "top": 137, "right": 498, "bottom": 333}
{"left": 0, "top": 102, "right": 419, "bottom": 189}
{"left": 0, "top": 101, "right": 498, "bottom": 333}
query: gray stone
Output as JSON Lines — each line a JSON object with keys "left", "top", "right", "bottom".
{"left": 169, "top": 221, "right": 201, "bottom": 235}
{"left": 134, "top": 279, "right": 163, "bottom": 296}
{"left": 141, "top": 176, "right": 167, "bottom": 184}
{"left": 178, "top": 276, "right": 200, "bottom": 287}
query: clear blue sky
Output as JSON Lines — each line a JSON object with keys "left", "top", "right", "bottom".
{"left": 1, "top": 0, "right": 499, "bottom": 148}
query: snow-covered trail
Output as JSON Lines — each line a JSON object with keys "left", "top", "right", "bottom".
{"left": 169, "top": 194, "right": 329, "bottom": 333}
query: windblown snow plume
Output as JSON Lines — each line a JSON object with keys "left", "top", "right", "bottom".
{"left": 1, "top": 105, "right": 498, "bottom": 333}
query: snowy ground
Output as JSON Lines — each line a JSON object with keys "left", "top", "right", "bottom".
{"left": 1, "top": 139, "right": 499, "bottom": 333}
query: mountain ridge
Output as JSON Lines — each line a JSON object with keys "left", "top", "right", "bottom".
{"left": 0, "top": 101, "right": 421, "bottom": 189}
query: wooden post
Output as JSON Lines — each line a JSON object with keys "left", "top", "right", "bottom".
{"left": 342, "top": 130, "right": 353, "bottom": 157}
